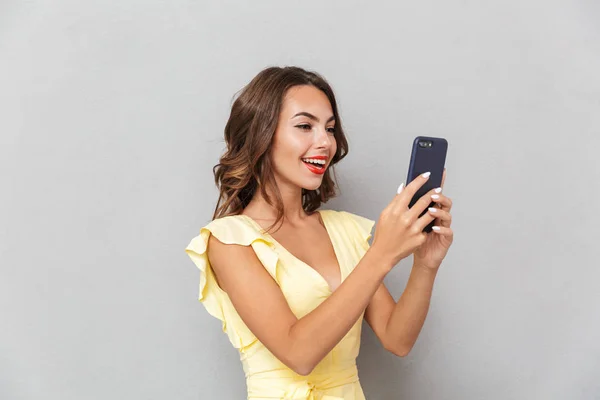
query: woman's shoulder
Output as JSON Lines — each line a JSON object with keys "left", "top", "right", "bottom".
{"left": 319, "top": 209, "right": 376, "bottom": 246}
{"left": 197, "top": 214, "right": 271, "bottom": 247}
{"left": 183, "top": 213, "right": 271, "bottom": 351}
{"left": 323, "top": 209, "right": 375, "bottom": 231}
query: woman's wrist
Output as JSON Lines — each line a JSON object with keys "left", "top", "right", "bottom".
{"left": 365, "top": 245, "right": 395, "bottom": 276}
{"left": 412, "top": 262, "right": 440, "bottom": 276}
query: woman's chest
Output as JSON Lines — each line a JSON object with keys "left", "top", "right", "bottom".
{"left": 273, "top": 238, "right": 360, "bottom": 318}
{"left": 272, "top": 226, "right": 342, "bottom": 292}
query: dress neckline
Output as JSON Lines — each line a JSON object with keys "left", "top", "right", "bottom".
{"left": 238, "top": 209, "right": 344, "bottom": 293}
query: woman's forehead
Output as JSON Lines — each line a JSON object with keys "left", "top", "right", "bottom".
{"left": 281, "top": 86, "right": 333, "bottom": 117}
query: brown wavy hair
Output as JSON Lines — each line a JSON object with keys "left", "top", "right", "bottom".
{"left": 211, "top": 66, "right": 349, "bottom": 233}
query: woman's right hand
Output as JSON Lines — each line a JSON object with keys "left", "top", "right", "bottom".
{"left": 370, "top": 171, "right": 441, "bottom": 268}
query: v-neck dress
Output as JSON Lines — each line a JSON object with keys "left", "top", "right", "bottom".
{"left": 184, "top": 209, "right": 376, "bottom": 400}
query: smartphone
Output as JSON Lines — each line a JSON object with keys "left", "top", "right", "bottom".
{"left": 406, "top": 136, "right": 448, "bottom": 233}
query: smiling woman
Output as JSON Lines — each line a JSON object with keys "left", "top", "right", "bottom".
{"left": 185, "top": 66, "right": 454, "bottom": 399}
{"left": 212, "top": 66, "right": 349, "bottom": 233}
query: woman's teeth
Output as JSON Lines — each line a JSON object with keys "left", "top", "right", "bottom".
{"left": 301, "top": 158, "right": 326, "bottom": 165}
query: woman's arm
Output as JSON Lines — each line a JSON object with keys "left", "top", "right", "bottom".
{"left": 207, "top": 234, "right": 393, "bottom": 376}
{"left": 363, "top": 264, "right": 438, "bottom": 357}
{"left": 206, "top": 175, "right": 447, "bottom": 373}
{"left": 366, "top": 171, "right": 452, "bottom": 356}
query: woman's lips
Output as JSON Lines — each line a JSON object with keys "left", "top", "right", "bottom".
{"left": 302, "top": 160, "right": 326, "bottom": 175}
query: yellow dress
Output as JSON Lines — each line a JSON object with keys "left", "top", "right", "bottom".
{"left": 184, "top": 209, "right": 376, "bottom": 400}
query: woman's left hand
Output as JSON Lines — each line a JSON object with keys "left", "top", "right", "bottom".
{"left": 413, "top": 168, "right": 454, "bottom": 271}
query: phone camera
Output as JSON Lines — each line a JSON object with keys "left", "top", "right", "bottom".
{"left": 418, "top": 141, "right": 433, "bottom": 148}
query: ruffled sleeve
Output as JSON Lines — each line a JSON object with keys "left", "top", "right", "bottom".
{"left": 339, "top": 211, "right": 376, "bottom": 255}
{"left": 184, "top": 216, "right": 280, "bottom": 350}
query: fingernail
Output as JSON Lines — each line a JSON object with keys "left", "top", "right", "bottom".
{"left": 434, "top": 187, "right": 442, "bottom": 193}
{"left": 422, "top": 171, "right": 431, "bottom": 178}
{"left": 428, "top": 207, "right": 438, "bottom": 213}
{"left": 432, "top": 226, "right": 441, "bottom": 231}
{"left": 431, "top": 194, "right": 440, "bottom": 200}
{"left": 397, "top": 182, "right": 404, "bottom": 194}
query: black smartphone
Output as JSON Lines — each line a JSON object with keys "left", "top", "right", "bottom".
{"left": 406, "top": 136, "right": 448, "bottom": 233}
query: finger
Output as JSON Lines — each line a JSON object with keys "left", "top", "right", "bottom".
{"left": 432, "top": 193, "right": 452, "bottom": 212}
{"left": 414, "top": 208, "right": 437, "bottom": 232}
{"left": 393, "top": 172, "right": 431, "bottom": 212}
{"left": 427, "top": 206, "right": 452, "bottom": 228}
{"left": 406, "top": 186, "right": 441, "bottom": 220}
{"left": 414, "top": 205, "right": 449, "bottom": 232}
{"left": 441, "top": 168, "right": 446, "bottom": 189}
{"left": 431, "top": 225, "right": 453, "bottom": 236}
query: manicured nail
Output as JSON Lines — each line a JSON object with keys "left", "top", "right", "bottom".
{"left": 434, "top": 187, "right": 442, "bottom": 193}
{"left": 428, "top": 207, "right": 438, "bottom": 213}
{"left": 397, "top": 182, "right": 404, "bottom": 194}
{"left": 431, "top": 194, "right": 440, "bottom": 200}
{"left": 421, "top": 172, "right": 431, "bottom": 178}
{"left": 432, "top": 226, "right": 441, "bottom": 231}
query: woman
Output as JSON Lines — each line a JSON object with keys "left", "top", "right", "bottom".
{"left": 185, "top": 66, "right": 454, "bottom": 399}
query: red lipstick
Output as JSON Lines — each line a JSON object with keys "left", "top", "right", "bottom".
{"left": 301, "top": 156, "right": 328, "bottom": 175}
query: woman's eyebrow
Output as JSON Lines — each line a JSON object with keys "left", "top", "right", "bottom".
{"left": 291, "top": 112, "right": 335, "bottom": 123}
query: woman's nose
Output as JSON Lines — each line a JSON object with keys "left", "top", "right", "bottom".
{"left": 314, "top": 127, "right": 330, "bottom": 145}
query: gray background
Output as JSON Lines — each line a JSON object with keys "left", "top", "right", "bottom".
{"left": 1, "top": 0, "right": 599, "bottom": 399}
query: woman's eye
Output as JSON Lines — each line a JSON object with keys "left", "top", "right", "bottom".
{"left": 295, "top": 124, "right": 335, "bottom": 135}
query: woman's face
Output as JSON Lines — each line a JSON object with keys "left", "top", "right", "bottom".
{"left": 269, "top": 85, "right": 337, "bottom": 192}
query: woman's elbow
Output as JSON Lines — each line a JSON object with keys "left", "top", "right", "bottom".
{"left": 279, "top": 353, "right": 317, "bottom": 376}
{"left": 285, "top": 359, "right": 316, "bottom": 376}
{"left": 384, "top": 341, "right": 411, "bottom": 358}
{"left": 293, "top": 364, "right": 315, "bottom": 376}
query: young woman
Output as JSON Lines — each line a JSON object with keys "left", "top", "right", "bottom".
{"left": 185, "top": 66, "right": 454, "bottom": 399}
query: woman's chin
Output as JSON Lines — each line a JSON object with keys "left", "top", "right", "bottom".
{"left": 302, "top": 182, "right": 323, "bottom": 191}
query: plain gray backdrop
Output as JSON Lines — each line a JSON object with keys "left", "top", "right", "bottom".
{"left": 1, "top": 1, "right": 599, "bottom": 399}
